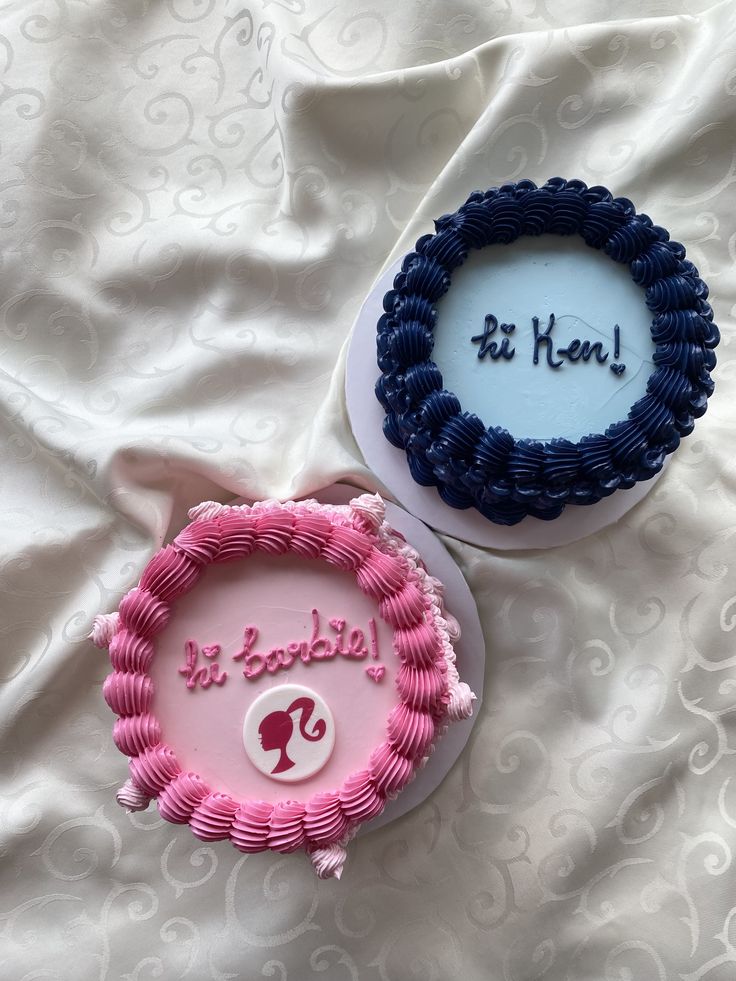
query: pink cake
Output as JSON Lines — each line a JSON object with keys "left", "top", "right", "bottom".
{"left": 91, "top": 493, "right": 475, "bottom": 878}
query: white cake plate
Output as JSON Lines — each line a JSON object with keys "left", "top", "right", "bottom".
{"left": 345, "top": 259, "right": 666, "bottom": 551}
{"left": 232, "top": 484, "right": 485, "bottom": 835}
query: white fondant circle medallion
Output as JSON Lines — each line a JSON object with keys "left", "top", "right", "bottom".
{"left": 243, "top": 684, "right": 336, "bottom": 783}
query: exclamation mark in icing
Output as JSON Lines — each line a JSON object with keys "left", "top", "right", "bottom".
{"left": 368, "top": 617, "right": 379, "bottom": 659}
{"left": 610, "top": 324, "right": 625, "bottom": 375}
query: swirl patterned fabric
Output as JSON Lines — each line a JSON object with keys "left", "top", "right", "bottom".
{"left": 1, "top": 2, "right": 735, "bottom": 978}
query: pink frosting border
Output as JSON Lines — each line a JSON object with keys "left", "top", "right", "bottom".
{"left": 92, "top": 493, "right": 474, "bottom": 878}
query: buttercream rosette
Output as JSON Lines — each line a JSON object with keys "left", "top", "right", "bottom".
{"left": 92, "top": 493, "right": 475, "bottom": 879}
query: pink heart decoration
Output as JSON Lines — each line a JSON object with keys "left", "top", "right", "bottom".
{"left": 329, "top": 618, "right": 346, "bottom": 632}
{"left": 202, "top": 644, "right": 222, "bottom": 659}
{"left": 365, "top": 665, "right": 386, "bottom": 684}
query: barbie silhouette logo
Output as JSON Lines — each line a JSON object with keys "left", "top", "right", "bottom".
{"left": 259, "top": 697, "right": 325, "bottom": 774}
{"left": 243, "top": 684, "right": 335, "bottom": 782}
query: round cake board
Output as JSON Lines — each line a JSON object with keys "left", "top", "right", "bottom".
{"left": 345, "top": 258, "right": 667, "bottom": 551}
{"left": 229, "top": 484, "right": 485, "bottom": 835}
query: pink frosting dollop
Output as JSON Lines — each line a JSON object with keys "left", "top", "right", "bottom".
{"left": 230, "top": 800, "right": 274, "bottom": 853}
{"left": 129, "top": 745, "right": 181, "bottom": 797}
{"left": 355, "top": 549, "right": 407, "bottom": 599}
{"left": 89, "top": 613, "right": 119, "bottom": 649}
{"left": 266, "top": 800, "right": 307, "bottom": 853}
{"left": 303, "top": 791, "right": 349, "bottom": 844}
{"left": 378, "top": 582, "right": 427, "bottom": 628}
{"left": 369, "top": 743, "right": 414, "bottom": 796}
{"left": 214, "top": 512, "right": 257, "bottom": 562}
{"left": 116, "top": 778, "right": 150, "bottom": 812}
{"left": 113, "top": 713, "right": 161, "bottom": 757}
{"left": 157, "top": 772, "right": 210, "bottom": 823}
{"left": 118, "top": 588, "right": 170, "bottom": 638}
{"left": 103, "top": 671, "right": 153, "bottom": 716}
{"left": 394, "top": 620, "right": 441, "bottom": 668}
{"left": 289, "top": 513, "right": 333, "bottom": 558}
{"left": 349, "top": 493, "right": 385, "bottom": 533}
{"left": 339, "top": 770, "right": 384, "bottom": 822}
{"left": 188, "top": 501, "right": 230, "bottom": 520}
{"left": 173, "top": 519, "right": 222, "bottom": 563}
{"left": 254, "top": 510, "right": 295, "bottom": 554}
{"left": 387, "top": 704, "right": 435, "bottom": 758}
{"left": 396, "top": 662, "right": 447, "bottom": 711}
{"left": 139, "top": 545, "right": 202, "bottom": 600}
{"left": 309, "top": 842, "right": 347, "bottom": 880}
{"left": 447, "top": 681, "right": 476, "bottom": 721}
{"left": 108, "top": 631, "right": 154, "bottom": 673}
{"left": 320, "top": 525, "right": 373, "bottom": 571}
{"left": 190, "top": 793, "right": 239, "bottom": 841}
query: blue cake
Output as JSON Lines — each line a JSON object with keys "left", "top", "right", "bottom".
{"left": 375, "top": 178, "right": 719, "bottom": 525}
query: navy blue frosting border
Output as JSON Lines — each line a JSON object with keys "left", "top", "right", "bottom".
{"left": 375, "top": 177, "right": 719, "bottom": 525}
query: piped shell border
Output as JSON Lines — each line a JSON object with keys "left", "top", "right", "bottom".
{"left": 375, "top": 177, "right": 719, "bottom": 525}
{"left": 92, "top": 493, "right": 474, "bottom": 878}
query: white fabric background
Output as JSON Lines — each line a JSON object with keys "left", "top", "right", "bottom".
{"left": 1, "top": 1, "right": 735, "bottom": 978}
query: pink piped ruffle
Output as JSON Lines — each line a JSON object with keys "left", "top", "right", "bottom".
{"left": 129, "top": 745, "right": 181, "bottom": 797}
{"left": 266, "top": 800, "right": 307, "bottom": 853}
{"left": 369, "top": 743, "right": 414, "bottom": 796}
{"left": 355, "top": 549, "right": 407, "bottom": 599}
{"left": 118, "top": 588, "right": 170, "bottom": 638}
{"left": 378, "top": 581, "right": 427, "bottom": 628}
{"left": 230, "top": 800, "right": 274, "bottom": 853}
{"left": 303, "top": 791, "right": 349, "bottom": 844}
{"left": 139, "top": 545, "right": 202, "bottom": 600}
{"left": 190, "top": 793, "right": 239, "bottom": 841}
{"left": 174, "top": 519, "right": 223, "bottom": 563}
{"left": 320, "top": 524, "right": 373, "bottom": 571}
{"left": 339, "top": 770, "right": 384, "bottom": 822}
{"left": 157, "top": 772, "right": 210, "bottom": 823}
{"left": 387, "top": 703, "right": 435, "bottom": 759}
{"left": 254, "top": 510, "right": 295, "bottom": 554}
{"left": 214, "top": 512, "right": 257, "bottom": 562}
{"left": 394, "top": 621, "right": 441, "bottom": 668}
{"left": 103, "top": 672, "right": 153, "bottom": 717}
{"left": 396, "top": 662, "right": 447, "bottom": 711}
{"left": 289, "top": 513, "right": 333, "bottom": 558}
{"left": 113, "top": 713, "right": 161, "bottom": 757}
{"left": 108, "top": 631, "right": 154, "bottom": 673}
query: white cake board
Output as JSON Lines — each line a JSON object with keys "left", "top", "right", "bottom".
{"left": 232, "top": 484, "right": 485, "bottom": 835}
{"left": 345, "top": 259, "right": 666, "bottom": 551}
